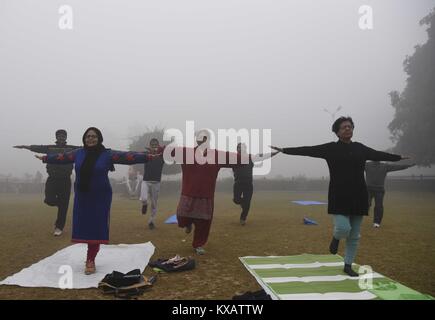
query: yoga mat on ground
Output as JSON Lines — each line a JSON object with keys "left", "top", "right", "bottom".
{"left": 165, "top": 214, "right": 178, "bottom": 224}
{"left": 240, "top": 254, "right": 433, "bottom": 300}
{"left": 292, "top": 201, "right": 327, "bottom": 206}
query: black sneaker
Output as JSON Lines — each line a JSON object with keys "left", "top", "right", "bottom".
{"left": 142, "top": 204, "right": 148, "bottom": 215}
{"left": 148, "top": 222, "right": 155, "bottom": 230}
{"left": 344, "top": 264, "right": 359, "bottom": 277}
{"left": 44, "top": 199, "right": 58, "bottom": 207}
{"left": 329, "top": 237, "right": 339, "bottom": 254}
{"left": 233, "top": 198, "right": 242, "bottom": 205}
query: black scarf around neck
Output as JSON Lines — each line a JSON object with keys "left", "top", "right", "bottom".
{"left": 79, "top": 144, "right": 106, "bottom": 192}
{"left": 79, "top": 127, "right": 106, "bottom": 193}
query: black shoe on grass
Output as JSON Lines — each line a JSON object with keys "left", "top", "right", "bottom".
{"left": 142, "top": 204, "right": 148, "bottom": 215}
{"left": 344, "top": 264, "right": 359, "bottom": 277}
{"left": 329, "top": 237, "right": 339, "bottom": 254}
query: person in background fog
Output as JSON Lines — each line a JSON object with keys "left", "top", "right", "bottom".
{"left": 232, "top": 142, "right": 278, "bottom": 225}
{"left": 365, "top": 161, "right": 415, "bottom": 228}
{"left": 140, "top": 138, "right": 166, "bottom": 230}
{"left": 14, "top": 129, "right": 80, "bottom": 236}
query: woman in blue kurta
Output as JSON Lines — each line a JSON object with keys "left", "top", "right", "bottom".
{"left": 36, "top": 127, "right": 156, "bottom": 274}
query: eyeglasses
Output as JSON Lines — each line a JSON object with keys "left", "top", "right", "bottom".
{"left": 340, "top": 125, "right": 354, "bottom": 130}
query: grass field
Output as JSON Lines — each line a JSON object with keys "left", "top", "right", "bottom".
{"left": 0, "top": 190, "right": 434, "bottom": 299}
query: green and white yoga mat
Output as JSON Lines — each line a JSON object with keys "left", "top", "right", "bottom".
{"left": 240, "top": 254, "right": 433, "bottom": 300}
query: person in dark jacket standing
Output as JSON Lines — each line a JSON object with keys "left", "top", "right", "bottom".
{"left": 233, "top": 143, "right": 278, "bottom": 225}
{"left": 365, "top": 161, "right": 415, "bottom": 228}
{"left": 13, "top": 129, "right": 80, "bottom": 236}
{"left": 271, "top": 117, "right": 407, "bottom": 277}
{"left": 140, "top": 138, "right": 166, "bottom": 230}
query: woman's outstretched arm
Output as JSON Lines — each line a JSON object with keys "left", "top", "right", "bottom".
{"left": 251, "top": 151, "right": 280, "bottom": 163}
{"left": 110, "top": 150, "right": 161, "bottom": 165}
{"left": 271, "top": 143, "right": 331, "bottom": 159}
{"left": 363, "top": 145, "right": 405, "bottom": 162}
{"left": 37, "top": 149, "right": 79, "bottom": 164}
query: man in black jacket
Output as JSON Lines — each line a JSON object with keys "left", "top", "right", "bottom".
{"left": 14, "top": 129, "right": 80, "bottom": 236}
{"left": 233, "top": 143, "right": 278, "bottom": 225}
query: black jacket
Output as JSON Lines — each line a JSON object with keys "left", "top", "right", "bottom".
{"left": 143, "top": 156, "right": 164, "bottom": 182}
{"left": 233, "top": 156, "right": 254, "bottom": 183}
{"left": 282, "top": 141, "right": 401, "bottom": 215}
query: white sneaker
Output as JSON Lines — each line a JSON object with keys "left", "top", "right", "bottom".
{"left": 54, "top": 228, "right": 63, "bottom": 236}
{"left": 195, "top": 247, "right": 205, "bottom": 255}
{"left": 373, "top": 223, "right": 380, "bottom": 228}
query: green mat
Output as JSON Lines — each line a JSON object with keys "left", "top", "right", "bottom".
{"left": 240, "top": 254, "right": 434, "bottom": 300}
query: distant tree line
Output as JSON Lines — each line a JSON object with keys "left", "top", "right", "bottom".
{"left": 1, "top": 176, "right": 434, "bottom": 195}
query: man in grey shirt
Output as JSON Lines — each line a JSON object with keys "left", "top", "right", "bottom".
{"left": 365, "top": 161, "right": 415, "bottom": 228}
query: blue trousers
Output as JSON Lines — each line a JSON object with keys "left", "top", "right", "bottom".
{"left": 332, "top": 215, "right": 364, "bottom": 265}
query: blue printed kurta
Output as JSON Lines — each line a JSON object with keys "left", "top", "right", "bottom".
{"left": 44, "top": 149, "right": 150, "bottom": 244}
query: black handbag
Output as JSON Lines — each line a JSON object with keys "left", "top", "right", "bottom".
{"left": 98, "top": 269, "right": 156, "bottom": 299}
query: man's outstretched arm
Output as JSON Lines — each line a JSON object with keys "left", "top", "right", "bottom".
{"left": 13, "top": 145, "right": 49, "bottom": 153}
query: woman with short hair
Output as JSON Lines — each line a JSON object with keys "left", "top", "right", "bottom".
{"left": 271, "top": 117, "right": 408, "bottom": 276}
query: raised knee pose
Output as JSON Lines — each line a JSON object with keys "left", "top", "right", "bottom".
{"left": 168, "top": 129, "right": 242, "bottom": 255}
{"left": 34, "top": 127, "right": 160, "bottom": 275}
{"left": 140, "top": 138, "right": 165, "bottom": 230}
{"left": 233, "top": 142, "right": 278, "bottom": 225}
{"left": 365, "top": 161, "right": 415, "bottom": 227}
{"left": 14, "top": 129, "right": 80, "bottom": 236}
{"left": 271, "top": 117, "right": 407, "bottom": 277}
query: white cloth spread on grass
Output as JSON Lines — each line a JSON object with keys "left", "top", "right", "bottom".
{"left": 0, "top": 242, "right": 155, "bottom": 289}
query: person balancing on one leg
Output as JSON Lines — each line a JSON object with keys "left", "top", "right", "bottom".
{"left": 365, "top": 160, "right": 415, "bottom": 228}
{"left": 168, "top": 129, "right": 242, "bottom": 255}
{"left": 140, "top": 138, "right": 166, "bottom": 230}
{"left": 34, "top": 127, "right": 161, "bottom": 275}
{"left": 271, "top": 117, "right": 408, "bottom": 277}
{"left": 13, "top": 129, "right": 80, "bottom": 236}
{"left": 233, "top": 142, "right": 278, "bottom": 225}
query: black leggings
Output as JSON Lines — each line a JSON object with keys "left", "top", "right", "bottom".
{"left": 233, "top": 182, "right": 253, "bottom": 221}
{"left": 44, "top": 176, "right": 71, "bottom": 230}
{"left": 368, "top": 188, "right": 385, "bottom": 224}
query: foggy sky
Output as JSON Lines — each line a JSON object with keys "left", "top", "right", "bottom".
{"left": 1, "top": 0, "right": 435, "bottom": 180}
